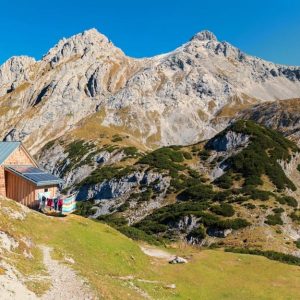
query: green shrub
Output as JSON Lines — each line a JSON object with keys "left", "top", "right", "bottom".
{"left": 182, "top": 151, "right": 192, "bottom": 160}
{"left": 135, "top": 201, "right": 208, "bottom": 231}
{"left": 111, "top": 135, "right": 123, "bottom": 142}
{"left": 277, "top": 196, "right": 298, "bottom": 208}
{"left": 97, "top": 214, "right": 128, "bottom": 227}
{"left": 200, "top": 213, "right": 250, "bottom": 230}
{"left": 294, "top": 239, "right": 300, "bottom": 249}
{"left": 241, "top": 186, "right": 272, "bottom": 201}
{"left": 220, "top": 218, "right": 250, "bottom": 230}
{"left": 225, "top": 248, "right": 300, "bottom": 266}
{"left": 289, "top": 210, "right": 300, "bottom": 222}
{"left": 104, "top": 145, "right": 118, "bottom": 153}
{"left": 117, "top": 201, "right": 130, "bottom": 212}
{"left": 41, "top": 139, "right": 56, "bottom": 151}
{"left": 273, "top": 207, "right": 284, "bottom": 214}
{"left": 178, "top": 183, "right": 215, "bottom": 202}
{"left": 137, "top": 188, "right": 152, "bottom": 202}
{"left": 122, "top": 146, "right": 139, "bottom": 157}
{"left": 243, "top": 203, "right": 256, "bottom": 209}
{"left": 211, "top": 203, "right": 235, "bottom": 217}
{"left": 60, "top": 140, "right": 96, "bottom": 174}
{"left": 191, "top": 146, "right": 198, "bottom": 153}
{"left": 134, "top": 221, "right": 168, "bottom": 235}
{"left": 118, "top": 226, "right": 161, "bottom": 245}
{"left": 214, "top": 173, "right": 233, "bottom": 189}
{"left": 265, "top": 213, "right": 283, "bottom": 225}
{"left": 250, "top": 189, "right": 271, "bottom": 201}
{"left": 213, "top": 190, "right": 232, "bottom": 202}
{"left": 134, "top": 200, "right": 249, "bottom": 242}
{"left": 188, "top": 169, "right": 201, "bottom": 179}
{"left": 75, "top": 200, "right": 96, "bottom": 217}
{"left": 79, "top": 166, "right": 134, "bottom": 186}
{"left": 138, "top": 147, "right": 185, "bottom": 176}
{"left": 199, "top": 149, "right": 210, "bottom": 160}
{"left": 259, "top": 204, "right": 268, "bottom": 210}
{"left": 187, "top": 225, "right": 206, "bottom": 240}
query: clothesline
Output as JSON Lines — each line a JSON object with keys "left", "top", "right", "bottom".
{"left": 38, "top": 192, "right": 77, "bottom": 215}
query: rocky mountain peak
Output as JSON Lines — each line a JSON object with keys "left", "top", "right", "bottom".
{"left": 81, "top": 28, "right": 109, "bottom": 41}
{"left": 42, "top": 28, "right": 120, "bottom": 65}
{"left": 190, "top": 30, "right": 218, "bottom": 42}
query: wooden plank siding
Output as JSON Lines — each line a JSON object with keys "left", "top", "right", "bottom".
{"left": 5, "top": 170, "right": 37, "bottom": 207}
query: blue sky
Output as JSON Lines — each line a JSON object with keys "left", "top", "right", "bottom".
{"left": 0, "top": 0, "right": 299, "bottom": 65}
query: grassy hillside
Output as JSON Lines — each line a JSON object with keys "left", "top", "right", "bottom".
{"left": 1, "top": 197, "right": 300, "bottom": 299}
{"left": 38, "top": 120, "right": 300, "bottom": 256}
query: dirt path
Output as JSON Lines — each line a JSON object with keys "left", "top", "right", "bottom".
{"left": 40, "top": 246, "right": 96, "bottom": 300}
{"left": 140, "top": 245, "right": 175, "bottom": 261}
{"left": 0, "top": 246, "right": 97, "bottom": 299}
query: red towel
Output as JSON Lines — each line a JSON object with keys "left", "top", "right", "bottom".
{"left": 47, "top": 198, "right": 53, "bottom": 207}
{"left": 58, "top": 198, "right": 63, "bottom": 207}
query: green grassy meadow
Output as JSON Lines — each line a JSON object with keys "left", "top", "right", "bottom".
{"left": 1, "top": 197, "right": 300, "bottom": 299}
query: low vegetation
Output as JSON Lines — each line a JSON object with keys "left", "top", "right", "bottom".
{"left": 207, "top": 120, "right": 298, "bottom": 191}
{"left": 134, "top": 201, "right": 250, "bottom": 240}
{"left": 138, "top": 146, "right": 186, "bottom": 176}
{"left": 265, "top": 213, "right": 283, "bottom": 225}
{"left": 210, "top": 203, "right": 235, "bottom": 217}
{"left": 79, "top": 165, "right": 135, "bottom": 186}
{"left": 225, "top": 248, "right": 300, "bottom": 266}
{"left": 276, "top": 195, "right": 298, "bottom": 207}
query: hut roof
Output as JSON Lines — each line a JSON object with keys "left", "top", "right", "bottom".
{"left": 0, "top": 142, "right": 21, "bottom": 164}
{"left": 5, "top": 165, "right": 64, "bottom": 187}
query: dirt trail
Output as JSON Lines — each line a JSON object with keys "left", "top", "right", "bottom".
{"left": 40, "top": 246, "right": 96, "bottom": 300}
{"left": 0, "top": 246, "right": 97, "bottom": 299}
{"left": 140, "top": 245, "right": 175, "bottom": 261}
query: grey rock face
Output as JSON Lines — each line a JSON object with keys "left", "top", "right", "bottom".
{"left": 207, "top": 131, "right": 250, "bottom": 152}
{"left": 171, "top": 215, "right": 198, "bottom": 232}
{"left": 76, "top": 170, "right": 168, "bottom": 201}
{"left": 207, "top": 228, "right": 232, "bottom": 238}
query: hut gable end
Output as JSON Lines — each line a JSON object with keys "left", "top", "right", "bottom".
{"left": 3, "top": 146, "right": 37, "bottom": 167}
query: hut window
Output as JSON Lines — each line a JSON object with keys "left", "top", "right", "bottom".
{"left": 44, "top": 188, "right": 48, "bottom": 192}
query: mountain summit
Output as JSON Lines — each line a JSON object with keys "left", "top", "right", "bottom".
{"left": 191, "top": 30, "right": 218, "bottom": 41}
{"left": 0, "top": 28, "right": 300, "bottom": 153}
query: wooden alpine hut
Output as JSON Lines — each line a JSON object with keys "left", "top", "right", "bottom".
{"left": 0, "top": 141, "right": 63, "bottom": 208}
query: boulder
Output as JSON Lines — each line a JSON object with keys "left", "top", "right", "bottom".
{"left": 169, "top": 256, "right": 188, "bottom": 264}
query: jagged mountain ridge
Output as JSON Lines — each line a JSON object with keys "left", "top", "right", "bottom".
{"left": 1, "top": 29, "right": 300, "bottom": 153}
